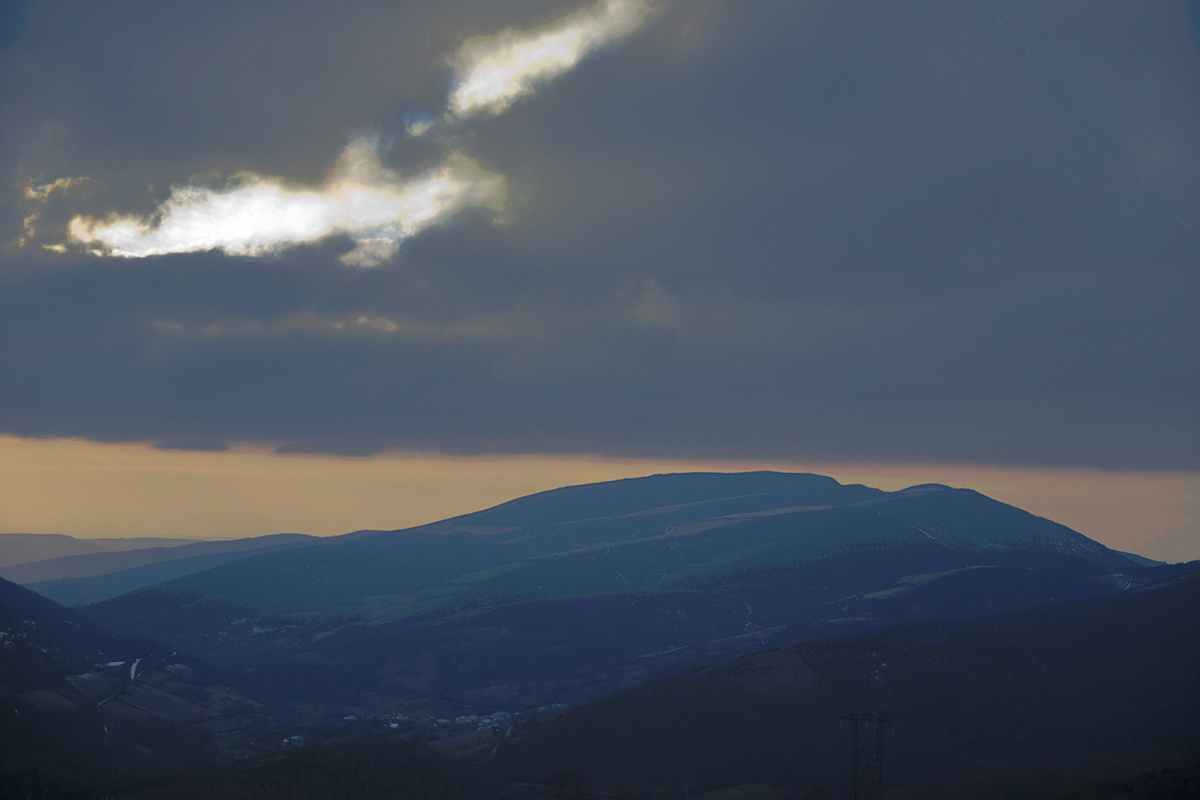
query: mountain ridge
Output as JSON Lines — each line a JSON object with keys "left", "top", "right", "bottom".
{"left": 0, "top": 533, "right": 205, "bottom": 569}
{"left": 0, "top": 533, "right": 318, "bottom": 585}
{"left": 75, "top": 472, "right": 1149, "bottom": 723}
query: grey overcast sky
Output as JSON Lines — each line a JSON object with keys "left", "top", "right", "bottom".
{"left": 1, "top": 0, "right": 1198, "bottom": 470}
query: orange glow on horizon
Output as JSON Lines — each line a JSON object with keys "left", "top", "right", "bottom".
{"left": 0, "top": 435, "right": 1195, "bottom": 563}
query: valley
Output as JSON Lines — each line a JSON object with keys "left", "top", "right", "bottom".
{"left": 1, "top": 472, "right": 1196, "bottom": 798}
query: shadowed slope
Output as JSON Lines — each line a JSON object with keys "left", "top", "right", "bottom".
{"left": 80, "top": 474, "right": 1143, "bottom": 722}
{"left": 497, "top": 565, "right": 1200, "bottom": 798}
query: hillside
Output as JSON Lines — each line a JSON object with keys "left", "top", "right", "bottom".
{"left": 24, "top": 535, "right": 322, "bottom": 607}
{"left": 84, "top": 473, "right": 885, "bottom": 637}
{"left": 0, "top": 534, "right": 202, "bottom": 569}
{"left": 0, "top": 575, "right": 232, "bottom": 796}
{"left": 2, "top": 532, "right": 317, "bottom": 587}
{"left": 496, "top": 565, "right": 1200, "bottom": 799}
{"left": 81, "top": 473, "right": 1146, "bottom": 723}
{"left": 0, "top": 572, "right": 500, "bottom": 799}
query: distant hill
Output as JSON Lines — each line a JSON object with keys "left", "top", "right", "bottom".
{"left": 16, "top": 535, "right": 321, "bottom": 607}
{"left": 1, "top": 532, "right": 317, "bottom": 585}
{"left": 1115, "top": 549, "right": 1166, "bottom": 567}
{"left": 426, "top": 470, "right": 886, "bottom": 528}
{"left": 0, "top": 533, "right": 202, "bottom": 568}
{"left": 81, "top": 473, "right": 1145, "bottom": 723}
{"left": 27, "top": 545, "right": 313, "bottom": 607}
{"left": 86, "top": 472, "right": 890, "bottom": 634}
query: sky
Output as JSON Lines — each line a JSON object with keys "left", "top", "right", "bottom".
{"left": 1, "top": 436, "right": 1197, "bottom": 563}
{"left": 0, "top": 1, "right": 1197, "bottom": 561}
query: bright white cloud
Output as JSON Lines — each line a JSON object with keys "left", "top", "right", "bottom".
{"left": 49, "top": 2, "right": 653, "bottom": 265}
{"left": 448, "top": 0, "right": 651, "bottom": 118}
{"left": 67, "top": 138, "right": 504, "bottom": 268}
{"left": 17, "top": 176, "right": 91, "bottom": 248}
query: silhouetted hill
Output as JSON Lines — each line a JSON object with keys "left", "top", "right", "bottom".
{"left": 81, "top": 473, "right": 1145, "bottom": 723}
{"left": 431, "top": 471, "right": 885, "bottom": 529}
{"left": 0, "top": 575, "right": 223, "bottom": 797}
{"left": 3, "top": 532, "right": 316, "bottom": 585}
{"left": 0, "top": 533, "right": 202, "bottom": 569}
{"left": 26, "top": 536, "right": 322, "bottom": 607}
{"left": 0, "top": 571, "right": 147, "bottom": 667}
{"left": 496, "top": 565, "right": 1200, "bottom": 799}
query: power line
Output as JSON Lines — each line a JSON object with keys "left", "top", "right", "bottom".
{"left": 841, "top": 712, "right": 894, "bottom": 800}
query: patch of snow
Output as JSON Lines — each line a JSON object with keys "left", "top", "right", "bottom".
{"left": 909, "top": 524, "right": 937, "bottom": 541}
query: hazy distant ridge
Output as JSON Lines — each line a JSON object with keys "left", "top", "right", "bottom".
{"left": 0, "top": 533, "right": 315, "bottom": 584}
{"left": 0, "top": 533, "right": 202, "bottom": 568}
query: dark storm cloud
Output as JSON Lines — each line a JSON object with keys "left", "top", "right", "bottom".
{"left": 0, "top": 0, "right": 1197, "bottom": 468}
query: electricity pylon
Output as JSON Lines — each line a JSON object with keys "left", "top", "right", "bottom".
{"left": 840, "top": 713, "right": 893, "bottom": 800}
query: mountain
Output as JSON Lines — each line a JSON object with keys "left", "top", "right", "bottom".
{"left": 1115, "top": 549, "right": 1166, "bottom": 567}
{"left": 0, "top": 533, "right": 203, "bottom": 569}
{"left": 0, "top": 573, "right": 267, "bottom": 725}
{"left": 84, "top": 472, "right": 887, "bottom": 640}
{"left": 81, "top": 473, "right": 1146, "bottom": 725}
{"left": 0, "top": 572, "right": 506, "bottom": 799}
{"left": 1, "top": 571, "right": 144, "bottom": 673}
{"left": 23, "top": 535, "right": 323, "bottom": 607}
{"left": 496, "top": 564, "right": 1200, "bottom": 799}
{"left": 1, "top": 532, "right": 317, "bottom": 586}
{"left": 0, "top": 573, "right": 270, "bottom": 797}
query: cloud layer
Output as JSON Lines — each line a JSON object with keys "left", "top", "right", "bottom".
{"left": 0, "top": 0, "right": 1197, "bottom": 475}
{"left": 67, "top": 139, "right": 503, "bottom": 267}
{"left": 448, "top": 0, "right": 650, "bottom": 118}
{"left": 40, "top": 0, "right": 651, "bottom": 267}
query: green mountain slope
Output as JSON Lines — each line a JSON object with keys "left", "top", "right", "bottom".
{"left": 87, "top": 478, "right": 1128, "bottom": 638}
{"left": 86, "top": 473, "right": 886, "bottom": 627}
{"left": 78, "top": 474, "right": 1142, "bottom": 723}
